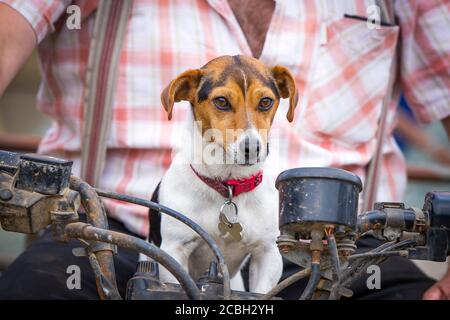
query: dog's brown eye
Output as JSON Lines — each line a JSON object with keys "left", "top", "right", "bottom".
{"left": 258, "top": 97, "right": 273, "bottom": 111}
{"left": 213, "top": 97, "right": 231, "bottom": 111}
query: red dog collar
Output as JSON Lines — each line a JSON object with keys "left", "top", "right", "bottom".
{"left": 190, "top": 165, "right": 263, "bottom": 198}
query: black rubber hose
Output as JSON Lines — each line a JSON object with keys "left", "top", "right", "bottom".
{"left": 263, "top": 268, "right": 311, "bottom": 300}
{"left": 327, "top": 234, "right": 340, "bottom": 283}
{"left": 327, "top": 233, "right": 341, "bottom": 300}
{"left": 95, "top": 188, "right": 231, "bottom": 300}
{"left": 356, "top": 210, "right": 387, "bottom": 234}
{"left": 299, "top": 262, "right": 321, "bottom": 300}
{"left": 357, "top": 209, "right": 418, "bottom": 235}
{"left": 64, "top": 222, "right": 202, "bottom": 300}
{"left": 69, "top": 176, "right": 120, "bottom": 300}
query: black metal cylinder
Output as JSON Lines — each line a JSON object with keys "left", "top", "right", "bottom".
{"left": 276, "top": 167, "right": 362, "bottom": 233}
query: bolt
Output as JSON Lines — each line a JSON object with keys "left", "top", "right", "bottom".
{"left": 340, "top": 250, "right": 351, "bottom": 257}
{"left": 310, "top": 229, "right": 324, "bottom": 252}
{"left": 386, "top": 233, "right": 396, "bottom": 241}
{"left": 278, "top": 244, "right": 291, "bottom": 254}
{"left": 311, "top": 250, "right": 322, "bottom": 264}
{"left": 0, "top": 189, "right": 13, "bottom": 201}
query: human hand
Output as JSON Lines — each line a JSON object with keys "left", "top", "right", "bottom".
{"left": 423, "top": 267, "right": 450, "bottom": 300}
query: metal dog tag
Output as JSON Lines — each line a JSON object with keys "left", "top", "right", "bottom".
{"left": 218, "top": 199, "right": 242, "bottom": 241}
{"left": 218, "top": 217, "right": 243, "bottom": 241}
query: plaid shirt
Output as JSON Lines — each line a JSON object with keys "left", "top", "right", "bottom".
{"left": 2, "top": 0, "right": 450, "bottom": 237}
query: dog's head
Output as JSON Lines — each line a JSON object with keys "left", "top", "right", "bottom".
{"left": 161, "top": 55, "right": 298, "bottom": 166}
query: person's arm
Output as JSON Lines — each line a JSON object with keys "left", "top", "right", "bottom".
{"left": 396, "top": 112, "right": 450, "bottom": 167}
{"left": 422, "top": 115, "right": 450, "bottom": 300}
{"left": 0, "top": 2, "right": 36, "bottom": 96}
{"left": 395, "top": 0, "right": 450, "bottom": 299}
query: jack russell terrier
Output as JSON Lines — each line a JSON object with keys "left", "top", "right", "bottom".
{"left": 149, "top": 55, "right": 298, "bottom": 294}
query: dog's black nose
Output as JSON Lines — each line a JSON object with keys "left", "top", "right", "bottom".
{"left": 243, "top": 137, "right": 260, "bottom": 157}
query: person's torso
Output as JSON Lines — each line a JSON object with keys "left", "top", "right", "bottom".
{"left": 35, "top": 0, "right": 405, "bottom": 222}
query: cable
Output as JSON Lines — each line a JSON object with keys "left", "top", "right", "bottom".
{"left": 263, "top": 268, "right": 311, "bottom": 300}
{"left": 327, "top": 233, "right": 340, "bottom": 282}
{"left": 299, "top": 262, "right": 321, "bottom": 300}
{"left": 348, "top": 250, "right": 408, "bottom": 261}
{"left": 64, "top": 222, "right": 202, "bottom": 300}
{"left": 69, "top": 176, "right": 120, "bottom": 300}
{"left": 94, "top": 189, "right": 231, "bottom": 300}
{"left": 326, "top": 232, "right": 341, "bottom": 300}
{"left": 340, "top": 238, "right": 417, "bottom": 288}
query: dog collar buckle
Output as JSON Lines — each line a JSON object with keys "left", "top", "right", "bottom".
{"left": 226, "top": 171, "right": 263, "bottom": 197}
{"left": 190, "top": 165, "right": 263, "bottom": 198}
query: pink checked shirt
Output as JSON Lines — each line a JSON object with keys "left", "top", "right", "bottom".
{"left": 2, "top": 0, "right": 450, "bottom": 236}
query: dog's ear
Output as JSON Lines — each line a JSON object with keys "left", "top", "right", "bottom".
{"left": 272, "top": 66, "right": 299, "bottom": 122}
{"left": 161, "top": 69, "right": 202, "bottom": 120}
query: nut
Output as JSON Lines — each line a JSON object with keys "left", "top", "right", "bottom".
{"left": 0, "top": 189, "right": 13, "bottom": 201}
{"left": 278, "top": 244, "right": 292, "bottom": 254}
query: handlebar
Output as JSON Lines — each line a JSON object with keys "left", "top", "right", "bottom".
{"left": 0, "top": 150, "right": 227, "bottom": 300}
{"left": 1, "top": 150, "right": 449, "bottom": 300}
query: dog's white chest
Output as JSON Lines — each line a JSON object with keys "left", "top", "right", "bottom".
{"left": 158, "top": 164, "right": 279, "bottom": 278}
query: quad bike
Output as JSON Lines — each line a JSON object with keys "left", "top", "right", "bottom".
{"left": 0, "top": 150, "right": 449, "bottom": 300}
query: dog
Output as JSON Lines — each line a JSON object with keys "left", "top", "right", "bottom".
{"left": 151, "top": 55, "right": 298, "bottom": 294}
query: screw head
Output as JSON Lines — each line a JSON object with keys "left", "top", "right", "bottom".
{"left": 278, "top": 244, "right": 291, "bottom": 254}
{"left": 0, "top": 189, "right": 13, "bottom": 201}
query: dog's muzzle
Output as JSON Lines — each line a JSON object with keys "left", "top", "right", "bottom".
{"left": 236, "top": 134, "right": 264, "bottom": 165}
